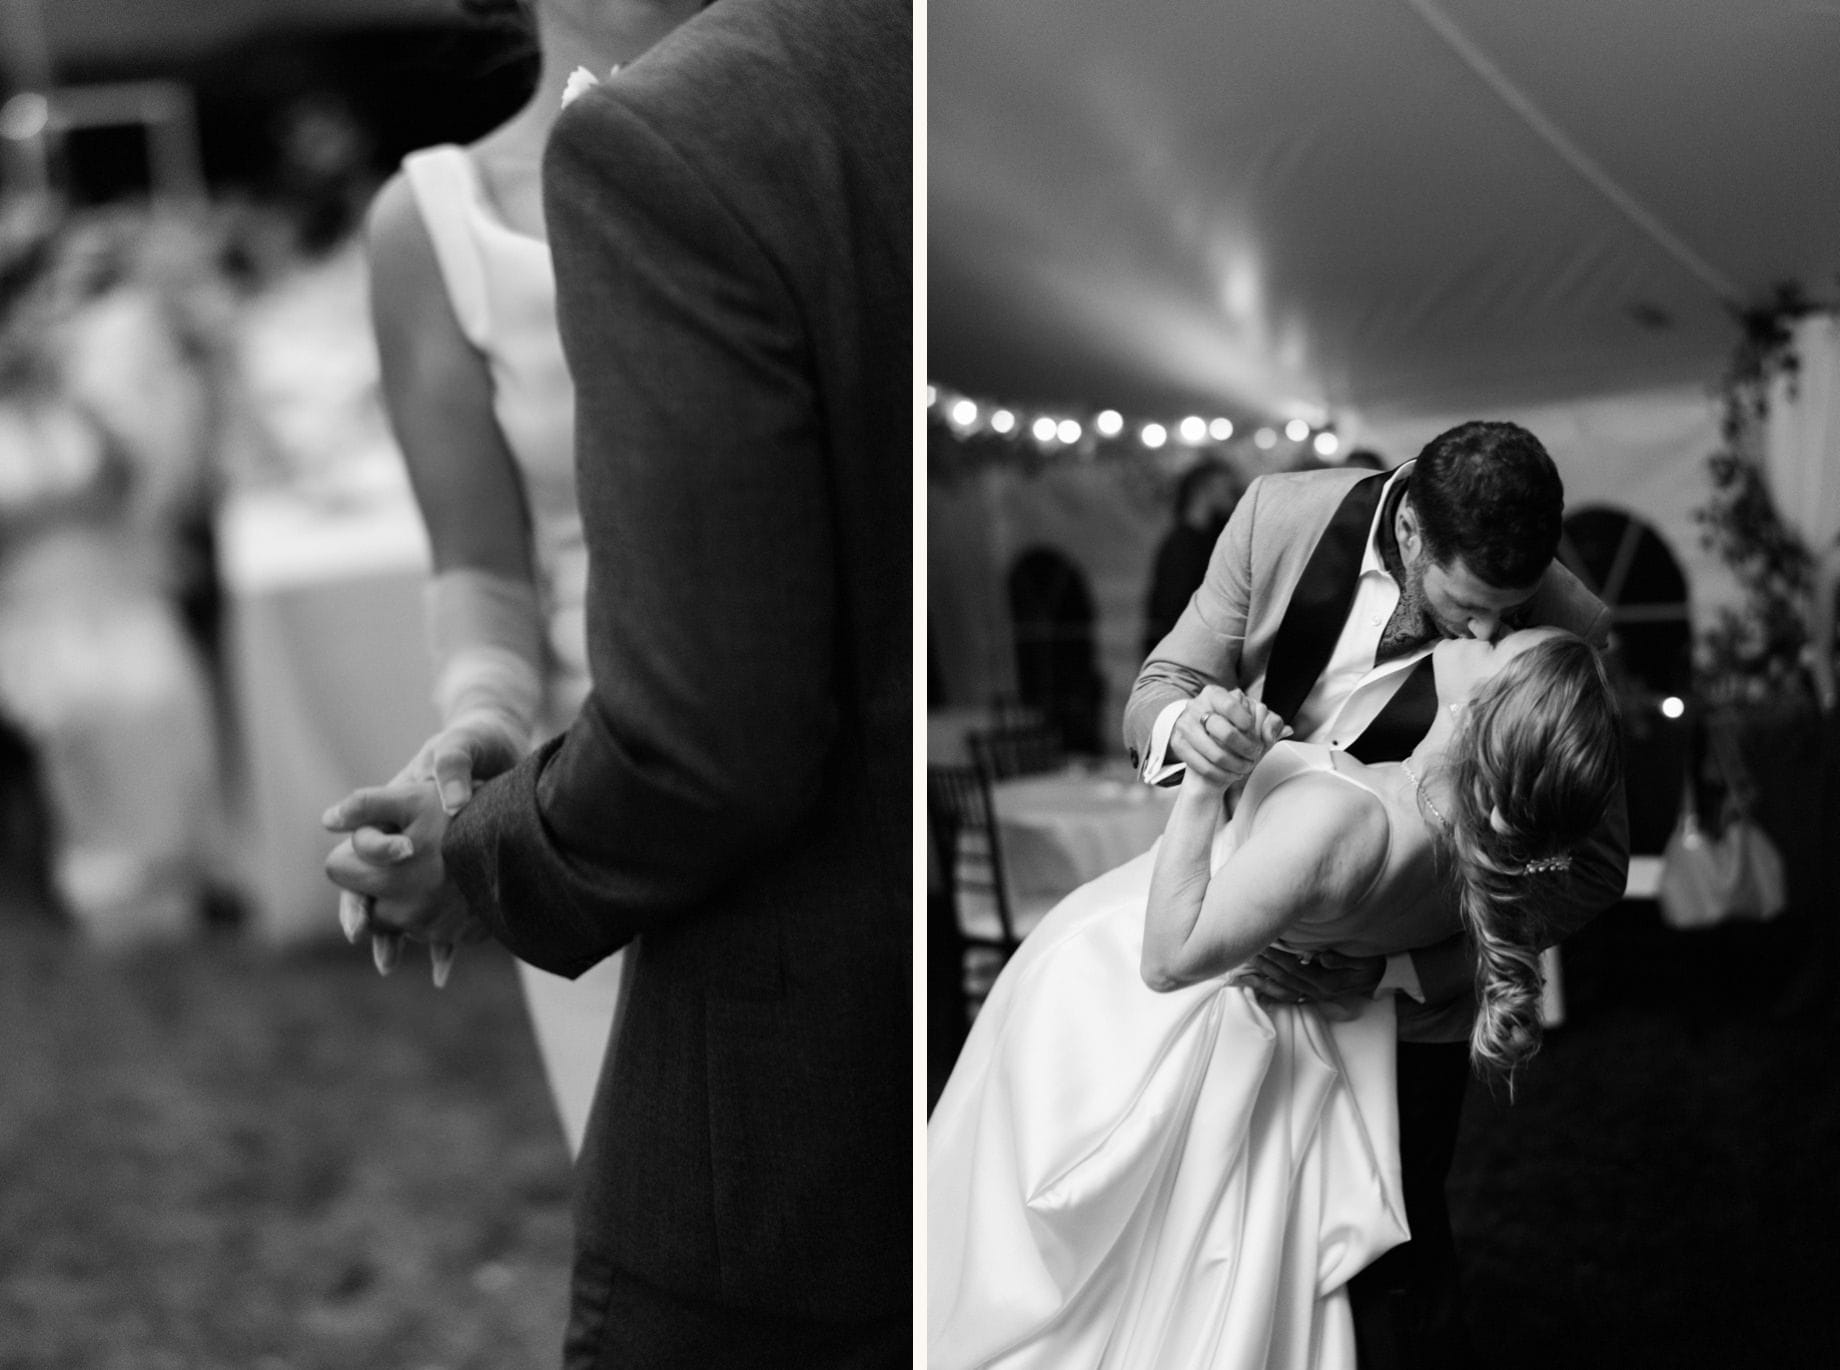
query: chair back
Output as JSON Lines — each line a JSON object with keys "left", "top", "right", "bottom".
{"left": 926, "top": 763, "right": 1018, "bottom": 948}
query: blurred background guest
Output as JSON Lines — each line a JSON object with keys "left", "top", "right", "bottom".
{"left": 0, "top": 203, "right": 231, "bottom": 943}
{"left": 1141, "top": 457, "right": 1239, "bottom": 659}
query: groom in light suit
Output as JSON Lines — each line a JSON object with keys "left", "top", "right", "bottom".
{"left": 1125, "top": 420, "right": 1629, "bottom": 1370}
{"left": 328, "top": 0, "right": 910, "bottom": 1364}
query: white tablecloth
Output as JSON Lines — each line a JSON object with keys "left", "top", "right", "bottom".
{"left": 992, "top": 764, "right": 1177, "bottom": 906}
{"left": 953, "top": 763, "right": 1177, "bottom": 945}
{"left": 218, "top": 470, "right": 437, "bottom": 944}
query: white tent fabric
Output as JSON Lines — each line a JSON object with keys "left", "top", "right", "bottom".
{"left": 1765, "top": 312, "right": 1840, "bottom": 556}
{"left": 930, "top": 0, "right": 1840, "bottom": 428}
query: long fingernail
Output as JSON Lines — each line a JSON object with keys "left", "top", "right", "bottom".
{"left": 430, "top": 943, "right": 455, "bottom": 989}
{"left": 320, "top": 805, "right": 343, "bottom": 829}
{"left": 373, "top": 934, "right": 401, "bottom": 976}
{"left": 338, "top": 895, "right": 365, "bottom": 943}
{"left": 386, "top": 836, "right": 414, "bottom": 861}
{"left": 441, "top": 782, "right": 468, "bottom": 814}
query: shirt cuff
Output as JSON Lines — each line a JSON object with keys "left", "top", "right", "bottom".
{"left": 1142, "top": 699, "right": 1187, "bottom": 785}
{"left": 1375, "top": 952, "right": 1425, "bottom": 1002}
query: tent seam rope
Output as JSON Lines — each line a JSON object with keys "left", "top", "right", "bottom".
{"left": 1396, "top": 0, "right": 1744, "bottom": 305}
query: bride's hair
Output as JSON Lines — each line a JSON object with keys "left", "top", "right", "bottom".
{"left": 1440, "top": 635, "right": 1621, "bottom": 1080}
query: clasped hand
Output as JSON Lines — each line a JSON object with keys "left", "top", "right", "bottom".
{"left": 321, "top": 713, "right": 521, "bottom": 984}
{"left": 1173, "top": 686, "right": 1292, "bottom": 789}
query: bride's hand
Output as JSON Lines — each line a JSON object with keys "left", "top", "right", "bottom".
{"left": 395, "top": 710, "right": 528, "bottom": 814}
{"left": 1178, "top": 696, "right": 1291, "bottom": 798}
{"left": 323, "top": 779, "right": 489, "bottom": 982}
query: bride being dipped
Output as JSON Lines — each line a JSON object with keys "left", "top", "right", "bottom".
{"left": 928, "top": 627, "right": 1622, "bottom": 1369}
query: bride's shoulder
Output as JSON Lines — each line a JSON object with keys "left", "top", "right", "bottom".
{"left": 1251, "top": 769, "right": 1390, "bottom": 895}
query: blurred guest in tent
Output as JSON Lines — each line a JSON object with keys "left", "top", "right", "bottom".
{"left": 0, "top": 202, "right": 238, "bottom": 943}
{"left": 1141, "top": 458, "right": 1240, "bottom": 659}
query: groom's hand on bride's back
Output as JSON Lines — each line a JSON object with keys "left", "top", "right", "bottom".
{"left": 1234, "top": 947, "right": 1385, "bottom": 1005}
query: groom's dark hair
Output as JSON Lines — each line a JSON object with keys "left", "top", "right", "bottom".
{"left": 1409, "top": 420, "right": 1563, "bottom": 591}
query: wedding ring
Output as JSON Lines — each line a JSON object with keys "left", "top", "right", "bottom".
{"left": 1198, "top": 710, "right": 1214, "bottom": 732}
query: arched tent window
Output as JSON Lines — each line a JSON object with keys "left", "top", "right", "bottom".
{"left": 1006, "top": 546, "right": 1103, "bottom": 754}
{"left": 1557, "top": 506, "right": 1692, "bottom": 853}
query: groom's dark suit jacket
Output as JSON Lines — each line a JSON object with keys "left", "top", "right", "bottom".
{"left": 445, "top": 0, "right": 910, "bottom": 1331}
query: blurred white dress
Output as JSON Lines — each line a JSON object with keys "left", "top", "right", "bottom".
{"left": 928, "top": 743, "right": 1450, "bottom": 1369}
{"left": 400, "top": 145, "right": 628, "bottom": 1158}
{"left": 0, "top": 399, "right": 219, "bottom": 943}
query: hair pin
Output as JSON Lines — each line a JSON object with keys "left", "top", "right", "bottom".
{"left": 1517, "top": 854, "right": 1572, "bottom": 876}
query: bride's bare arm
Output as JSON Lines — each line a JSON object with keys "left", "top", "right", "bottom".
{"left": 1141, "top": 775, "right": 1388, "bottom": 992}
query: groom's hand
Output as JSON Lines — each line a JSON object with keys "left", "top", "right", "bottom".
{"left": 1172, "top": 687, "right": 1289, "bottom": 788}
{"left": 1236, "top": 947, "right": 1385, "bottom": 1004}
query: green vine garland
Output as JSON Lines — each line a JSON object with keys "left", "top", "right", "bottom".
{"left": 1692, "top": 283, "right": 1819, "bottom": 704}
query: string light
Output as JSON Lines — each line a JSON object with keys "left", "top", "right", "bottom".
{"left": 924, "top": 381, "right": 1333, "bottom": 472}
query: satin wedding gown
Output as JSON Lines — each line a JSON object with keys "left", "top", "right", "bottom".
{"left": 401, "top": 146, "right": 630, "bottom": 1157}
{"left": 929, "top": 742, "right": 1452, "bottom": 1369}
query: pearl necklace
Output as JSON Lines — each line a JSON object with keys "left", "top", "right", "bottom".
{"left": 1400, "top": 756, "right": 1449, "bottom": 831}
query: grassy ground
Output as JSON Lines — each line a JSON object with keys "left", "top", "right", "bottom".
{"left": 0, "top": 904, "right": 575, "bottom": 1370}
{"left": 930, "top": 894, "right": 1840, "bottom": 1370}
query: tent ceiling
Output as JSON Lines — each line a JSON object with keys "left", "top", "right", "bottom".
{"left": 929, "top": 0, "right": 1840, "bottom": 427}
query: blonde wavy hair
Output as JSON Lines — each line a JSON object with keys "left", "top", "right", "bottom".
{"left": 1437, "top": 634, "right": 1621, "bottom": 1081}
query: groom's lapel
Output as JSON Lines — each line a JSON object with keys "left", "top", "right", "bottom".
{"left": 1347, "top": 656, "right": 1438, "bottom": 763}
{"left": 1261, "top": 472, "right": 1390, "bottom": 723}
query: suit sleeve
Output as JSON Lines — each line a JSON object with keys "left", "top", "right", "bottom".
{"left": 1122, "top": 477, "right": 1262, "bottom": 764}
{"left": 443, "top": 89, "right": 836, "bottom": 976}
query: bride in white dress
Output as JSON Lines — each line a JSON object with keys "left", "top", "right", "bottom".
{"left": 322, "top": 0, "right": 697, "bottom": 1156}
{"left": 928, "top": 629, "right": 1621, "bottom": 1369}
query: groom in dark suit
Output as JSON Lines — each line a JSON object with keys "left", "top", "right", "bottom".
{"left": 326, "top": 0, "right": 910, "bottom": 1364}
{"left": 1125, "top": 420, "right": 1630, "bottom": 1369}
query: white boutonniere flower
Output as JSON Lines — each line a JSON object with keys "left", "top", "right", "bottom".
{"left": 561, "top": 65, "right": 623, "bottom": 108}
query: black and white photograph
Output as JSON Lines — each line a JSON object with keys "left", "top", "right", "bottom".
{"left": 927, "top": 2, "right": 1840, "bottom": 1368}
{"left": 2, "top": 0, "right": 910, "bottom": 1365}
